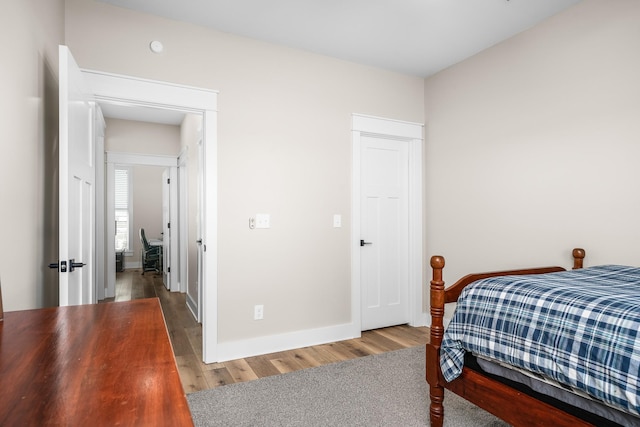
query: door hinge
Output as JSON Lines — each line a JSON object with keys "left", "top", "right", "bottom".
{"left": 167, "top": 178, "right": 170, "bottom": 184}
{"left": 167, "top": 267, "right": 171, "bottom": 273}
{"left": 167, "top": 222, "right": 170, "bottom": 229}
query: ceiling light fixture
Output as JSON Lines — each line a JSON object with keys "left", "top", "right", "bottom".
{"left": 149, "top": 40, "right": 164, "bottom": 54}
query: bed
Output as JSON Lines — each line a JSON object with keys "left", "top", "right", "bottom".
{"left": 426, "top": 248, "right": 640, "bottom": 427}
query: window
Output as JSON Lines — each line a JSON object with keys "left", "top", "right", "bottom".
{"left": 115, "top": 167, "right": 132, "bottom": 252}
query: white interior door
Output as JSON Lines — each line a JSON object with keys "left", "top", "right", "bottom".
{"left": 162, "top": 168, "right": 171, "bottom": 289}
{"left": 178, "top": 153, "right": 189, "bottom": 295}
{"left": 196, "top": 138, "right": 204, "bottom": 322}
{"left": 360, "top": 135, "right": 409, "bottom": 330}
{"left": 58, "top": 45, "right": 96, "bottom": 306}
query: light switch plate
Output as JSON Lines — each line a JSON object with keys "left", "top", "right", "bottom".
{"left": 254, "top": 304, "right": 264, "bottom": 320}
{"left": 255, "top": 213, "right": 270, "bottom": 229}
{"left": 333, "top": 214, "right": 342, "bottom": 228}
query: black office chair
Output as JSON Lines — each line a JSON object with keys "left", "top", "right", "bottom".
{"left": 140, "top": 228, "right": 161, "bottom": 275}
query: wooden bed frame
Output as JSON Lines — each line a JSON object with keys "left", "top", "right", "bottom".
{"left": 425, "top": 248, "right": 597, "bottom": 427}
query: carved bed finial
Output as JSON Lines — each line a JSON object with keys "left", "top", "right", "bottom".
{"left": 431, "top": 255, "right": 445, "bottom": 270}
{"left": 572, "top": 248, "right": 585, "bottom": 270}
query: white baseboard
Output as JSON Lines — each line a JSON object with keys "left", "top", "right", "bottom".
{"left": 186, "top": 293, "right": 198, "bottom": 322}
{"left": 410, "top": 311, "right": 428, "bottom": 328}
{"left": 215, "top": 322, "right": 361, "bottom": 362}
{"left": 124, "top": 261, "right": 142, "bottom": 270}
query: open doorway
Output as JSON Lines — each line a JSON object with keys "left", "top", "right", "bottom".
{"left": 81, "top": 68, "right": 218, "bottom": 363}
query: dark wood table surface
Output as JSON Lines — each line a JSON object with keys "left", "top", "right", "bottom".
{"left": 0, "top": 298, "right": 193, "bottom": 426}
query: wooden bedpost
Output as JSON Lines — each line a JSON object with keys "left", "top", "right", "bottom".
{"left": 427, "top": 255, "right": 446, "bottom": 427}
{"left": 572, "top": 248, "right": 585, "bottom": 270}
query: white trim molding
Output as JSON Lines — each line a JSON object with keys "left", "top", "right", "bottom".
{"left": 107, "top": 152, "right": 178, "bottom": 167}
{"left": 351, "top": 114, "right": 425, "bottom": 332}
{"left": 217, "top": 322, "right": 357, "bottom": 362}
{"left": 83, "top": 69, "right": 218, "bottom": 113}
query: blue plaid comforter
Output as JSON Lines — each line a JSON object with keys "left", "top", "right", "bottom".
{"left": 441, "top": 265, "right": 640, "bottom": 416}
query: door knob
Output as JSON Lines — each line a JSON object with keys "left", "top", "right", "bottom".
{"left": 69, "top": 259, "right": 86, "bottom": 272}
{"left": 48, "top": 261, "right": 68, "bottom": 272}
{"left": 360, "top": 240, "right": 373, "bottom": 247}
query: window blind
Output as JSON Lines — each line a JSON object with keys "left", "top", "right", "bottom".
{"left": 114, "top": 168, "right": 131, "bottom": 252}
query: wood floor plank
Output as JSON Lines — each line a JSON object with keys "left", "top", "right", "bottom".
{"left": 270, "top": 356, "right": 308, "bottom": 374}
{"left": 175, "top": 354, "right": 209, "bottom": 394}
{"left": 200, "top": 361, "right": 227, "bottom": 371}
{"left": 394, "top": 324, "right": 430, "bottom": 343}
{"left": 225, "top": 359, "right": 260, "bottom": 383}
{"left": 244, "top": 355, "right": 282, "bottom": 378}
{"left": 348, "top": 337, "right": 389, "bottom": 355}
{"left": 373, "top": 325, "right": 428, "bottom": 347}
{"left": 115, "top": 276, "right": 131, "bottom": 301}
{"left": 269, "top": 348, "right": 325, "bottom": 374}
{"left": 339, "top": 339, "right": 380, "bottom": 358}
{"left": 166, "top": 328, "right": 193, "bottom": 357}
{"left": 301, "top": 345, "right": 345, "bottom": 366}
{"left": 316, "top": 341, "right": 362, "bottom": 361}
{"left": 204, "top": 367, "right": 236, "bottom": 388}
{"left": 184, "top": 326, "right": 203, "bottom": 358}
{"left": 290, "top": 348, "right": 323, "bottom": 368}
{"left": 360, "top": 330, "right": 405, "bottom": 352}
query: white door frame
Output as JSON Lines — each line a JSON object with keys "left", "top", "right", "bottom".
{"left": 84, "top": 69, "right": 219, "bottom": 363}
{"left": 351, "top": 114, "right": 425, "bottom": 332}
{"left": 177, "top": 148, "right": 189, "bottom": 295}
{"left": 105, "top": 152, "right": 179, "bottom": 294}
{"left": 95, "top": 106, "right": 106, "bottom": 301}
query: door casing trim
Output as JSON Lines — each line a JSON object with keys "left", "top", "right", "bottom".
{"left": 83, "top": 69, "right": 219, "bottom": 363}
{"left": 351, "top": 114, "right": 425, "bottom": 334}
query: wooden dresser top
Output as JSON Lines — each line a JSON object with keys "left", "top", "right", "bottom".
{"left": 0, "top": 298, "right": 193, "bottom": 426}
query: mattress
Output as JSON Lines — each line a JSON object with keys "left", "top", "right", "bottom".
{"left": 474, "top": 355, "right": 639, "bottom": 427}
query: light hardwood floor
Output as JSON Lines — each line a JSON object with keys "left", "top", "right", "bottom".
{"left": 101, "top": 270, "right": 429, "bottom": 394}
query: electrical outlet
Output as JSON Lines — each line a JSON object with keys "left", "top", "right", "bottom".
{"left": 254, "top": 304, "right": 264, "bottom": 320}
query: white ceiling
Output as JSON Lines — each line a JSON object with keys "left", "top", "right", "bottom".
{"left": 96, "top": 0, "right": 582, "bottom": 125}
{"left": 98, "top": 0, "right": 582, "bottom": 77}
{"left": 99, "top": 102, "right": 188, "bottom": 126}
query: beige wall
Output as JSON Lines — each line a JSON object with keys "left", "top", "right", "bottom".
{"left": 424, "top": 0, "right": 640, "bottom": 287}
{"left": 105, "top": 118, "right": 181, "bottom": 265}
{"left": 131, "top": 165, "right": 165, "bottom": 265}
{"left": 105, "top": 118, "right": 181, "bottom": 156}
{"left": 0, "top": 1, "right": 64, "bottom": 310}
{"left": 64, "top": 0, "right": 425, "bottom": 343}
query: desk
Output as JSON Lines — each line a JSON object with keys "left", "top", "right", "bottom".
{"left": 0, "top": 299, "right": 193, "bottom": 426}
{"left": 149, "top": 238, "right": 163, "bottom": 247}
{"left": 116, "top": 249, "right": 124, "bottom": 272}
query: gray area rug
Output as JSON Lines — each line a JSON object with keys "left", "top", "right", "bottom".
{"left": 187, "top": 346, "right": 510, "bottom": 426}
